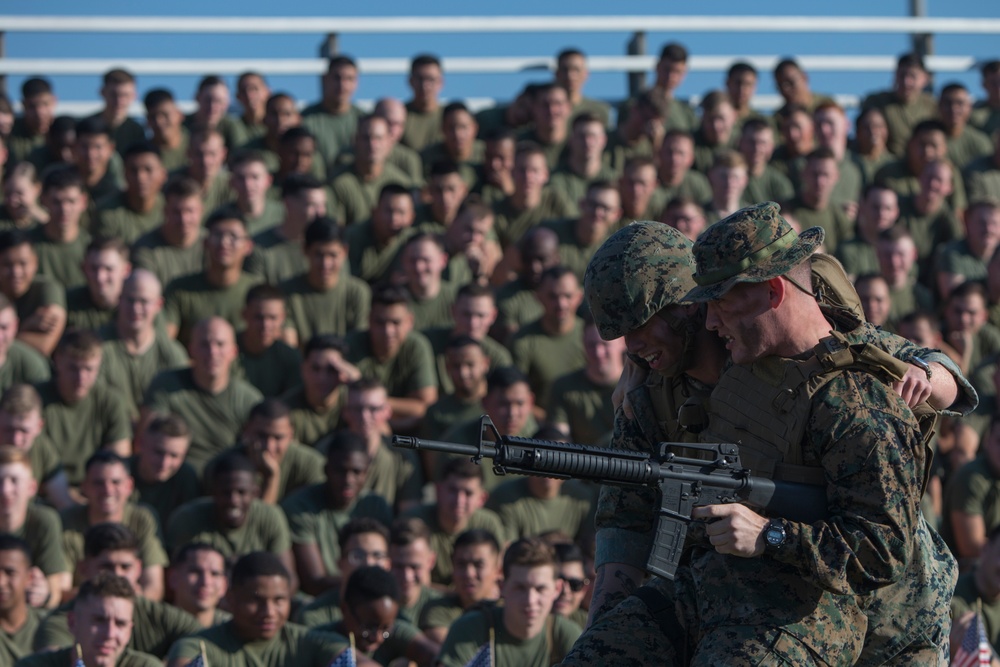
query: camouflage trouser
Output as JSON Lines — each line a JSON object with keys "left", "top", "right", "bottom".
{"left": 558, "top": 586, "right": 685, "bottom": 667}
{"left": 690, "top": 626, "right": 828, "bottom": 667}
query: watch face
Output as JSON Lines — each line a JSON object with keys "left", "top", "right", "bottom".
{"left": 766, "top": 524, "right": 784, "bottom": 546}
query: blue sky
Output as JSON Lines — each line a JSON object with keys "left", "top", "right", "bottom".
{"left": 3, "top": 1, "right": 1000, "bottom": 114}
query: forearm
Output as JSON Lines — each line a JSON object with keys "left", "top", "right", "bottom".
{"left": 586, "top": 562, "right": 645, "bottom": 627}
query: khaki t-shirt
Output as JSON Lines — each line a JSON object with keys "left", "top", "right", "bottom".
{"left": 165, "top": 497, "right": 291, "bottom": 558}
{"left": 281, "top": 484, "right": 393, "bottom": 577}
{"left": 437, "top": 607, "right": 581, "bottom": 667}
{"left": 166, "top": 620, "right": 348, "bottom": 667}
{"left": 130, "top": 227, "right": 206, "bottom": 288}
{"left": 37, "top": 379, "right": 132, "bottom": 485}
{"left": 235, "top": 337, "right": 303, "bottom": 399}
{"left": 100, "top": 328, "right": 190, "bottom": 420}
{"left": 163, "top": 271, "right": 262, "bottom": 347}
{"left": 28, "top": 225, "right": 90, "bottom": 290}
{"left": 60, "top": 502, "right": 168, "bottom": 577}
{"left": 280, "top": 273, "right": 371, "bottom": 343}
{"left": 93, "top": 191, "right": 165, "bottom": 245}
{"left": 401, "top": 503, "right": 506, "bottom": 586}
{"left": 142, "top": 367, "right": 263, "bottom": 474}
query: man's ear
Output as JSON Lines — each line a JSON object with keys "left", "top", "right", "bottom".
{"left": 767, "top": 276, "right": 788, "bottom": 309}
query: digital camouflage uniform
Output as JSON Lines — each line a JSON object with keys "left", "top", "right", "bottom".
{"left": 560, "top": 212, "right": 973, "bottom": 666}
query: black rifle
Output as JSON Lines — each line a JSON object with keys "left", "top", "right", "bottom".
{"left": 393, "top": 416, "right": 828, "bottom": 580}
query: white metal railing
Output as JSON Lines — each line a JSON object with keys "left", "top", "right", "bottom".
{"left": 0, "top": 55, "right": 981, "bottom": 77}
{"left": 2, "top": 15, "right": 1000, "bottom": 34}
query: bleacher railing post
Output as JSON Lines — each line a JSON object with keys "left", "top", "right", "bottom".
{"left": 627, "top": 30, "right": 646, "bottom": 96}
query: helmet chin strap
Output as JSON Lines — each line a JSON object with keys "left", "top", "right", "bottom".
{"left": 653, "top": 304, "right": 704, "bottom": 377}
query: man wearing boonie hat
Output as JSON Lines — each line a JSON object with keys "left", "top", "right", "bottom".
{"left": 674, "top": 201, "right": 953, "bottom": 665}
{"left": 559, "top": 205, "right": 972, "bottom": 667}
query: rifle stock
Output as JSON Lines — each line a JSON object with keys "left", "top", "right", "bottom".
{"left": 393, "top": 416, "right": 828, "bottom": 580}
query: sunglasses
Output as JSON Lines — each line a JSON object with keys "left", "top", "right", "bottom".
{"left": 559, "top": 575, "right": 590, "bottom": 593}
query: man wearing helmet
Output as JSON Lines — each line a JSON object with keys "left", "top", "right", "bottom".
{"left": 561, "top": 213, "right": 974, "bottom": 665}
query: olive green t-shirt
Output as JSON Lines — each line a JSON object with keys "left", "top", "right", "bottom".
{"left": 418, "top": 592, "right": 467, "bottom": 632}
{"left": 510, "top": 317, "right": 586, "bottom": 410}
{"left": 330, "top": 163, "right": 414, "bottom": 227}
{"left": 401, "top": 503, "right": 506, "bottom": 586}
{"left": 301, "top": 103, "right": 363, "bottom": 169}
{"left": 0, "top": 341, "right": 50, "bottom": 392}
{"left": 547, "top": 368, "right": 615, "bottom": 446}
{"left": 169, "top": 168, "right": 235, "bottom": 220}
{"left": 896, "top": 195, "right": 964, "bottom": 276}
{"left": 37, "top": 379, "right": 132, "bottom": 486}
{"left": 27, "top": 225, "right": 90, "bottom": 290}
{"left": 315, "top": 618, "right": 420, "bottom": 666}
{"left": 93, "top": 192, "right": 165, "bottom": 245}
{"left": 28, "top": 433, "right": 62, "bottom": 485}
{"left": 14, "top": 504, "right": 67, "bottom": 577}
{"left": 485, "top": 477, "right": 595, "bottom": 541}
{"left": 167, "top": 620, "right": 349, "bottom": 667}
{"left": 546, "top": 165, "right": 618, "bottom": 218}
{"left": 242, "top": 197, "right": 286, "bottom": 237}
{"left": 101, "top": 328, "right": 190, "bottom": 420}
{"left": 745, "top": 165, "right": 795, "bottom": 206}
{"left": 17, "top": 646, "right": 161, "bottom": 667}
{"left": 835, "top": 238, "right": 879, "bottom": 279}
{"left": 251, "top": 228, "right": 308, "bottom": 285}
{"left": 235, "top": 337, "right": 303, "bottom": 399}
{"left": 142, "top": 367, "right": 263, "bottom": 474}
{"left": 402, "top": 103, "right": 444, "bottom": 152}
{"left": 424, "top": 327, "right": 512, "bottom": 396}
{"left": 280, "top": 273, "right": 371, "bottom": 343}
{"left": 437, "top": 607, "right": 581, "bottom": 667}
{"left": 782, "top": 196, "right": 854, "bottom": 255}
{"left": 295, "top": 586, "right": 343, "bottom": 627}
{"left": 65, "top": 286, "right": 116, "bottom": 333}
{"left": 875, "top": 158, "right": 968, "bottom": 217}
{"left": 360, "top": 439, "right": 425, "bottom": 510}
{"left": 34, "top": 596, "right": 201, "bottom": 658}
{"left": 0, "top": 606, "right": 43, "bottom": 664}
{"left": 165, "top": 497, "right": 291, "bottom": 558}
{"left": 494, "top": 279, "right": 544, "bottom": 337}
{"left": 130, "top": 227, "right": 206, "bottom": 288}
{"left": 861, "top": 90, "right": 939, "bottom": 157}
{"left": 409, "top": 282, "right": 458, "bottom": 332}
{"left": 941, "top": 457, "right": 1000, "bottom": 551}
{"left": 541, "top": 218, "right": 610, "bottom": 284}
{"left": 419, "top": 141, "right": 484, "bottom": 188}
{"left": 281, "top": 484, "right": 393, "bottom": 577}
{"left": 163, "top": 271, "right": 262, "bottom": 348}
{"left": 964, "top": 155, "right": 1000, "bottom": 203}
{"left": 131, "top": 457, "right": 201, "bottom": 527}
{"left": 344, "top": 330, "right": 437, "bottom": 399}
{"left": 952, "top": 570, "right": 1000, "bottom": 654}
{"left": 280, "top": 385, "right": 346, "bottom": 448}
{"left": 345, "top": 220, "right": 413, "bottom": 285}
{"left": 935, "top": 238, "right": 989, "bottom": 287}
{"left": 948, "top": 126, "right": 994, "bottom": 170}
{"left": 14, "top": 275, "right": 66, "bottom": 324}
{"left": 60, "top": 502, "right": 168, "bottom": 577}
{"left": 206, "top": 442, "right": 325, "bottom": 503}
{"left": 183, "top": 114, "right": 247, "bottom": 151}
{"left": 493, "top": 189, "right": 574, "bottom": 249}
{"left": 7, "top": 119, "right": 45, "bottom": 164}
{"left": 420, "top": 393, "right": 485, "bottom": 441}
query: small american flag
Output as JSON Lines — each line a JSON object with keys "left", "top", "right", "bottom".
{"left": 329, "top": 646, "right": 357, "bottom": 667}
{"left": 186, "top": 640, "right": 210, "bottom": 667}
{"left": 463, "top": 642, "right": 492, "bottom": 667}
{"left": 952, "top": 609, "right": 993, "bottom": 667}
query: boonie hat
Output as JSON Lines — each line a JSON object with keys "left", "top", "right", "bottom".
{"left": 684, "top": 201, "right": 824, "bottom": 302}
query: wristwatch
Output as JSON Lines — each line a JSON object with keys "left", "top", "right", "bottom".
{"left": 764, "top": 519, "right": 787, "bottom": 550}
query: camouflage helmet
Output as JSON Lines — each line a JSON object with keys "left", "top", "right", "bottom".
{"left": 684, "top": 201, "right": 824, "bottom": 302}
{"left": 584, "top": 221, "right": 697, "bottom": 340}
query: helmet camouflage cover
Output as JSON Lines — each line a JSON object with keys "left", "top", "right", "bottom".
{"left": 584, "top": 221, "right": 697, "bottom": 340}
